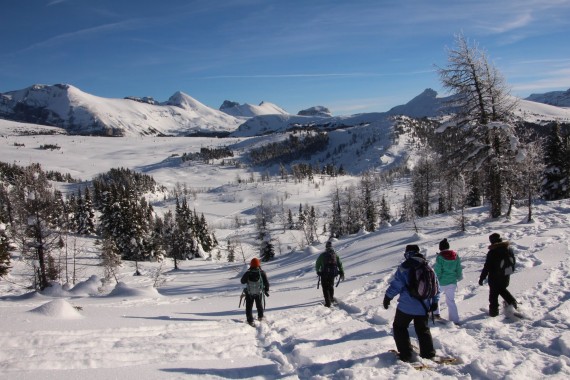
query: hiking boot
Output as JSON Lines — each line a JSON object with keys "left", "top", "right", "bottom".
{"left": 247, "top": 320, "right": 255, "bottom": 327}
{"left": 258, "top": 316, "right": 264, "bottom": 322}
{"left": 489, "top": 306, "right": 499, "bottom": 317}
{"left": 511, "top": 301, "right": 518, "bottom": 310}
{"left": 434, "top": 314, "right": 442, "bottom": 320}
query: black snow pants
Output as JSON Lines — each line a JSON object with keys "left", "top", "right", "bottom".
{"left": 245, "top": 294, "right": 264, "bottom": 323}
{"left": 321, "top": 275, "right": 336, "bottom": 307}
{"left": 392, "top": 308, "right": 435, "bottom": 361}
{"left": 488, "top": 275, "right": 517, "bottom": 311}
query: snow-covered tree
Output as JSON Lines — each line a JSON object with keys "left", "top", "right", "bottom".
{"left": 542, "top": 123, "right": 569, "bottom": 200}
{"left": 437, "top": 33, "right": 519, "bottom": 218}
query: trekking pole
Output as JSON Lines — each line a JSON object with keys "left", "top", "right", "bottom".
{"left": 335, "top": 275, "right": 341, "bottom": 288}
{"left": 317, "top": 275, "right": 321, "bottom": 289}
{"left": 239, "top": 289, "right": 245, "bottom": 308}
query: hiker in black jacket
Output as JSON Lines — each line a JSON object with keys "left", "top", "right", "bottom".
{"left": 479, "top": 233, "right": 518, "bottom": 317}
{"left": 315, "top": 241, "right": 344, "bottom": 307}
{"left": 240, "top": 258, "right": 269, "bottom": 325}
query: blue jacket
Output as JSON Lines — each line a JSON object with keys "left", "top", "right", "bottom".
{"left": 385, "top": 253, "right": 440, "bottom": 316}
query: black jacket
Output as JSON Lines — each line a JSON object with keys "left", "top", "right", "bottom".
{"left": 241, "top": 268, "right": 269, "bottom": 293}
{"left": 479, "top": 241, "right": 515, "bottom": 282}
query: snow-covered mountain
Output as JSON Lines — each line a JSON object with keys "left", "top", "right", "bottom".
{"left": 386, "top": 88, "right": 453, "bottom": 118}
{"left": 298, "top": 106, "right": 332, "bottom": 117}
{"left": 230, "top": 112, "right": 387, "bottom": 137}
{"left": 0, "top": 84, "right": 242, "bottom": 136}
{"left": 2, "top": 84, "right": 570, "bottom": 138}
{"left": 525, "top": 88, "right": 570, "bottom": 107}
{"left": 219, "top": 100, "right": 288, "bottom": 118}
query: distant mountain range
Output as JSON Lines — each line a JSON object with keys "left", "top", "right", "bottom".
{"left": 1, "top": 84, "right": 569, "bottom": 137}
{"left": 525, "top": 88, "right": 570, "bottom": 107}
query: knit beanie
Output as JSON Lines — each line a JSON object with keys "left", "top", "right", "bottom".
{"left": 439, "top": 238, "right": 450, "bottom": 251}
{"left": 489, "top": 233, "right": 502, "bottom": 244}
{"left": 250, "top": 257, "right": 260, "bottom": 268}
{"left": 405, "top": 244, "right": 420, "bottom": 253}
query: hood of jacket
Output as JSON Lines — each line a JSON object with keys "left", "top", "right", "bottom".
{"left": 488, "top": 241, "right": 510, "bottom": 251}
{"left": 439, "top": 249, "right": 457, "bottom": 260}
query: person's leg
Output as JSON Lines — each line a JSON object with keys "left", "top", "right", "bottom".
{"left": 498, "top": 277, "right": 517, "bottom": 307}
{"left": 254, "top": 295, "right": 264, "bottom": 320}
{"left": 444, "top": 284, "right": 459, "bottom": 323}
{"left": 413, "top": 315, "right": 435, "bottom": 358}
{"left": 488, "top": 282, "right": 500, "bottom": 317}
{"left": 245, "top": 295, "right": 254, "bottom": 323}
{"left": 393, "top": 309, "right": 414, "bottom": 361}
{"left": 321, "top": 277, "right": 334, "bottom": 307}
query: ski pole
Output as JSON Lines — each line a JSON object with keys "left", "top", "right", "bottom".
{"left": 239, "top": 289, "right": 245, "bottom": 308}
{"left": 317, "top": 275, "right": 321, "bottom": 289}
{"left": 335, "top": 275, "right": 341, "bottom": 288}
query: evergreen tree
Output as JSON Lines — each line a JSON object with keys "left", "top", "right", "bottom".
{"left": 226, "top": 239, "right": 236, "bottom": 263}
{"left": 8, "top": 164, "right": 61, "bottom": 290}
{"left": 260, "top": 239, "right": 275, "bottom": 262}
{"left": 542, "top": 123, "right": 568, "bottom": 200}
{"left": 379, "top": 194, "right": 391, "bottom": 224}
{"left": 0, "top": 221, "right": 10, "bottom": 278}
{"left": 361, "top": 173, "right": 377, "bottom": 232}
{"left": 330, "top": 188, "right": 343, "bottom": 238}
{"left": 287, "top": 209, "right": 294, "bottom": 230}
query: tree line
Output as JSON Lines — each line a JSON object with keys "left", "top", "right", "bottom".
{"left": 0, "top": 164, "right": 218, "bottom": 289}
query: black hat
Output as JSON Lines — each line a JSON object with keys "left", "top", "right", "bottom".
{"left": 326, "top": 241, "right": 332, "bottom": 248}
{"left": 405, "top": 244, "right": 420, "bottom": 253}
{"left": 439, "top": 238, "right": 450, "bottom": 251}
{"left": 489, "top": 233, "right": 502, "bottom": 244}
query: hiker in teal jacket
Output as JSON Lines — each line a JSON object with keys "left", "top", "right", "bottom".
{"left": 433, "top": 238, "right": 463, "bottom": 323}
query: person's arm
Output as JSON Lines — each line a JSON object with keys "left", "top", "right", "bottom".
{"left": 456, "top": 256, "right": 463, "bottom": 281}
{"left": 315, "top": 255, "right": 322, "bottom": 273}
{"left": 336, "top": 254, "right": 344, "bottom": 276}
{"left": 240, "top": 271, "right": 249, "bottom": 284}
{"left": 261, "top": 271, "right": 269, "bottom": 292}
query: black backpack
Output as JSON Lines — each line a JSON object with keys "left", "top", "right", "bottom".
{"left": 322, "top": 249, "right": 339, "bottom": 278}
{"left": 408, "top": 260, "right": 439, "bottom": 300}
{"left": 500, "top": 249, "right": 516, "bottom": 276}
{"left": 246, "top": 269, "right": 264, "bottom": 296}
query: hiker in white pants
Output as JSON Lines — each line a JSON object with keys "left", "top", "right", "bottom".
{"left": 433, "top": 238, "right": 463, "bottom": 324}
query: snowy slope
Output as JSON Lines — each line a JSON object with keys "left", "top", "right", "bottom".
{"left": 0, "top": 84, "right": 242, "bottom": 136}
{"left": 0, "top": 130, "right": 570, "bottom": 379}
{"left": 514, "top": 97, "right": 570, "bottom": 124}
{"left": 219, "top": 100, "right": 289, "bottom": 118}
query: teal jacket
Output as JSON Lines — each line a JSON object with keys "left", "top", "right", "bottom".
{"left": 434, "top": 250, "right": 463, "bottom": 286}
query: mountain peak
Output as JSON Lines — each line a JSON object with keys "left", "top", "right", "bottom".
{"left": 297, "top": 106, "right": 332, "bottom": 117}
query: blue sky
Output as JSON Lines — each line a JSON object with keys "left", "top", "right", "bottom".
{"left": 1, "top": 0, "right": 569, "bottom": 115}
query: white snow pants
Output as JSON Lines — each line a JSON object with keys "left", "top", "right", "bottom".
{"left": 437, "top": 283, "right": 459, "bottom": 323}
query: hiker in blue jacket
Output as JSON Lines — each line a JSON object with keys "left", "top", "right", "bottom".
{"left": 383, "top": 244, "right": 440, "bottom": 362}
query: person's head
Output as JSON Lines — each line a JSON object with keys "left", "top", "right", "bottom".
{"left": 404, "top": 244, "right": 421, "bottom": 259}
{"left": 250, "top": 257, "right": 260, "bottom": 268}
{"left": 439, "top": 238, "right": 450, "bottom": 251}
{"left": 489, "top": 233, "right": 502, "bottom": 244}
{"left": 326, "top": 241, "right": 332, "bottom": 249}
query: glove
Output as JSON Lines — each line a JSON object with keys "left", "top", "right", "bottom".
{"left": 264, "top": 290, "right": 269, "bottom": 297}
{"left": 383, "top": 295, "right": 391, "bottom": 310}
{"left": 317, "top": 271, "right": 322, "bottom": 277}
{"left": 429, "top": 302, "right": 438, "bottom": 312}
{"left": 340, "top": 274, "right": 345, "bottom": 281}
{"left": 478, "top": 278, "right": 485, "bottom": 286}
